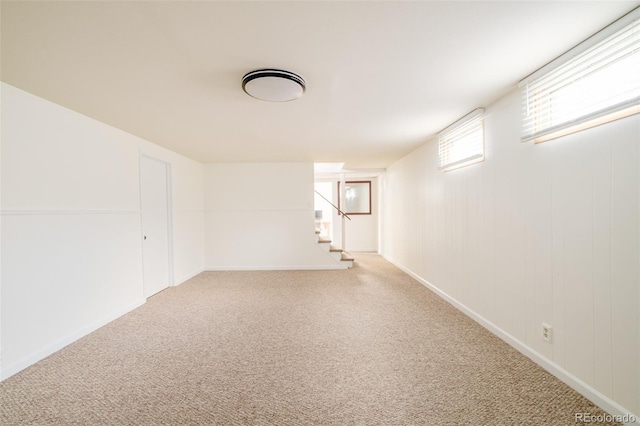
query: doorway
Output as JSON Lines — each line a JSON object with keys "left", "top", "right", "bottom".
{"left": 140, "top": 155, "right": 172, "bottom": 298}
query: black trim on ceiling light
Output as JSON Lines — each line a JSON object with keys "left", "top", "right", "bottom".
{"left": 241, "top": 68, "right": 306, "bottom": 102}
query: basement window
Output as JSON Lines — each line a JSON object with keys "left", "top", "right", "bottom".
{"left": 438, "top": 108, "right": 485, "bottom": 171}
{"left": 520, "top": 7, "right": 640, "bottom": 144}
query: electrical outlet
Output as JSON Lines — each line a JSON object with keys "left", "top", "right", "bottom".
{"left": 542, "top": 323, "right": 553, "bottom": 343}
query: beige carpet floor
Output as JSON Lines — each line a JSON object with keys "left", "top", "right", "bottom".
{"left": 0, "top": 254, "right": 619, "bottom": 425}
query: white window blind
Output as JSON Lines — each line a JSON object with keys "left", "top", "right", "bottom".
{"left": 520, "top": 7, "right": 640, "bottom": 143}
{"left": 438, "top": 108, "right": 485, "bottom": 171}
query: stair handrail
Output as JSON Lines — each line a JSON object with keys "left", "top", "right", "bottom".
{"left": 314, "top": 190, "right": 352, "bottom": 220}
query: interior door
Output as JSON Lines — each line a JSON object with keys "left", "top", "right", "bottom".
{"left": 140, "top": 156, "right": 171, "bottom": 298}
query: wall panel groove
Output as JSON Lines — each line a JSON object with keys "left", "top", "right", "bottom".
{"left": 381, "top": 89, "right": 639, "bottom": 419}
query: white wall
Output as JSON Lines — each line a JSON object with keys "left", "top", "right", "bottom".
{"left": 345, "top": 178, "right": 378, "bottom": 252}
{"left": 170, "top": 154, "right": 205, "bottom": 284}
{"left": 381, "top": 89, "right": 640, "bottom": 419}
{"left": 204, "top": 162, "right": 344, "bottom": 270}
{"left": 315, "top": 178, "right": 379, "bottom": 252}
{"left": 0, "top": 83, "right": 205, "bottom": 379}
{"left": 0, "top": 83, "right": 4, "bottom": 381}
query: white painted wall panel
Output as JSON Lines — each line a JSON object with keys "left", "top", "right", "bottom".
{"left": 204, "top": 163, "right": 343, "bottom": 270}
{"left": 1, "top": 213, "right": 143, "bottom": 373}
{"left": 528, "top": 140, "right": 554, "bottom": 361}
{"left": 560, "top": 130, "right": 595, "bottom": 386}
{"left": 204, "top": 209, "right": 340, "bottom": 269}
{"left": 609, "top": 116, "right": 639, "bottom": 412}
{"left": 547, "top": 137, "right": 566, "bottom": 369}
{"left": 381, "top": 88, "right": 640, "bottom": 417}
{"left": 173, "top": 208, "right": 205, "bottom": 283}
{"left": 592, "top": 131, "right": 613, "bottom": 397}
{"left": 1, "top": 87, "right": 139, "bottom": 211}
{"left": 0, "top": 83, "right": 3, "bottom": 377}
{"left": 1, "top": 83, "right": 205, "bottom": 379}
{"left": 205, "top": 162, "right": 311, "bottom": 211}
{"left": 345, "top": 178, "right": 379, "bottom": 252}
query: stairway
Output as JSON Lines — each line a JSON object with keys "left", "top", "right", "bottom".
{"left": 316, "top": 230, "right": 354, "bottom": 268}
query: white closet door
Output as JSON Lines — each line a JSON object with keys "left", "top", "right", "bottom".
{"left": 140, "top": 156, "right": 170, "bottom": 298}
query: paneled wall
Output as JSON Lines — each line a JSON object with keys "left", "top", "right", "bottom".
{"left": 0, "top": 83, "right": 205, "bottom": 379}
{"left": 344, "top": 178, "right": 379, "bottom": 252}
{"left": 381, "top": 90, "right": 640, "bottom": 418}
{"left": 316, "top": 178, "right": 379, "bottom": 252}
{"left": 203, "top": 162, "right": 344, "bottom": 270}
{"left": 171, "top": 155, "right": 206, "bottom": 284}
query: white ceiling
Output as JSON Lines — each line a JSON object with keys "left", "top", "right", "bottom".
{"left": 2, "top": 1, "right": 638, "bottom": 169}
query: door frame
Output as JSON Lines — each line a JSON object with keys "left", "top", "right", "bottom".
{"left": 139, "top": 153, "right": 174, "bottom": 294}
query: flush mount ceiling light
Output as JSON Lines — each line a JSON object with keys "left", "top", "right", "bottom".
{"left": 242, "top": 69, "right": 306, "bottom": 102}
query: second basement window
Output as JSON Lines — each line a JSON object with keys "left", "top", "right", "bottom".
{"left": 520, "top": 7, "right": 640, "bottom": 143}
{"left": 438, "top": 108, "right": 485, "bottom": 171}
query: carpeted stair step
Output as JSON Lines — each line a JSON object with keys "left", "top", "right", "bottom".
{"left": 340, "top": 251, "right": 354, "bottom": 268}
{"left": 329, "top": 245, "right": 344, "bottom": 261}
{"left": 341, "top": 251, "right": 354, "bottom": 261}
{"left": 314, "top": 231, "right": 353, "bottom": 268}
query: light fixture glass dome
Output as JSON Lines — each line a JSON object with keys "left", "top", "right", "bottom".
{"left": 242, "top": 69, "right": 306, "bottom": 102}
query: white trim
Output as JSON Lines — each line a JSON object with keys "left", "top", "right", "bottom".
{"left": 204, "top": 207, "right": 314, "bottom": 212}
{"left": 139, "top": 153, "right": 175, "bottom": 294}
{"left": 0, "top": 81, "right": 3, "bottom": 379}
{"left": 519, "top": 6, "right": 640, "bottom": 86}
{"left": 530, "top": 104, "right": 640, "bottom": 144}
{"left": 165, "top": 162, "right": 175, "bottom": 287}
{"left": 173, "top": 268, "right": 205, "bottom": 286}
{"left": 205, "top": 265, "right": 346, "bottom": 271}
{"left": 383, "top": 254, "right": 640, "bottom": 425}
{"left": 0, "top": 299, "right": 146, "bottom": 382}
{"left": 439, "top": 154, "right": 485, "bottom": 172}
{"left": 0, "top": 210, "right": 139, "bottom": 216}
{"left": 438, "top": 108, "right": 485, "bottom": 136}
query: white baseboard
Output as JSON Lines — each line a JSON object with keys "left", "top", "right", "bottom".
{"left": 383, "top": 255, "right": 640, "bottom": 426}
{"left": 0, "top": 298, "right": 146, "bottom": 382}
{"left": 173, "top": 267, "right": 205, "bottom": 286}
